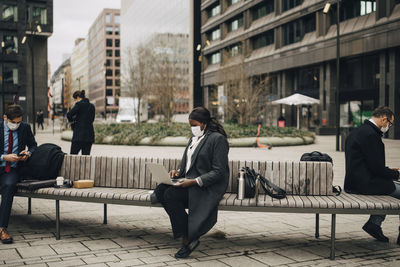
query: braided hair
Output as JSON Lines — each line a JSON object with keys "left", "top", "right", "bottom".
{"left": 189, "top": 107, "right": 227, "bottom": 138}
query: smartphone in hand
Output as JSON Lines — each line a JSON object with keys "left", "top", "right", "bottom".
{"left": 18, "top": 152, "right": 26, "bottom": 157}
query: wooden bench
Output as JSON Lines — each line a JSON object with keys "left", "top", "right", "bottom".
{"left": 15, "top": 155, "right": 400, "bottom": 260}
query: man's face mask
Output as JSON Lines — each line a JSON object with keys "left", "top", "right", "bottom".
{"left": 7, "top": 121, "right": 21, "bottom": 131}
{"left": 381, "top": 117, "right": 393, "bottom": 133}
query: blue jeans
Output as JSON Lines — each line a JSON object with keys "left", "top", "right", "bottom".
{"left": 0, "top": 168, "right": 19, "bottom": 228}
{"left": 369, "top": 182, "right": 400, "bottom": 227}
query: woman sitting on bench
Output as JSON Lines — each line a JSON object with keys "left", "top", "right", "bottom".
{"left": 154, "top": 107, "right": 229, "bottom": 258}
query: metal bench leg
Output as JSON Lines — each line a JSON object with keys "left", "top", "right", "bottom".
{"left": 28, "top": 198, "right": 32, "bottom": 215}
{"left": 330, "top": 214, "right": 336, "bottom": 260}
{"left": 315, "top": 213, "right": 320, "bottom": 238}
{"left": 56, "top": 200, "right": 60, "bottom": 240}
{"left": 103, "top": 204, "right": 107, "bottom": 224}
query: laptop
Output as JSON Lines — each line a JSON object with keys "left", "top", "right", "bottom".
{"left": 146, "top": 163, "right": 185, "bottom": 185}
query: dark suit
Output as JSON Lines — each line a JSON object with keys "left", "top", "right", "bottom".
{"left": 344, "top": 120, "right": 399, "bottom": 195}
{"left": 155, "top": 131, "right": 229, "bottom": 242}
{"left": 67, "top": 98, "right": 95, "bottom": 155}
{"left": 0, "top": 121, "right": 37, "bottom": 228}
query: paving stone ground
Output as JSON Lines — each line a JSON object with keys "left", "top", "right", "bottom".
{"left": 1, "top": 126, "right": 400, "bottom": 266}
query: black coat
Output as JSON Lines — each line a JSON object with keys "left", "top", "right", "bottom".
{"left": 0, "top": 121, "right": 37, "bottom": 169}
{"left": 177, "top": 131, "right": 230, "bottom": 242}
{"left": 344, "top": 120, "right": 399, "bottom": 195}
{"left": 67, "top": 98, "right": 95, "bottom": 143}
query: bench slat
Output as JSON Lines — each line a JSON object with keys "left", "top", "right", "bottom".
{"left": 133, "top": 158, "right": 140, "bottom": 189}
{"left": 320, "top": 162, "right": 327, "bottom": 195}
{"left": 116, "top": 157, "right": 123, "bottom": 188}
{"left": 94, "top": 156, "right": 101, "bottom": 186}
{"left": 327, "top": 163, "right": 333, "bottom": 195}
{"left": 128, "top": 157, "right": 134, "bottom": 188}
{"left": 292, "top": 162, "right": 300, "bottom": 195}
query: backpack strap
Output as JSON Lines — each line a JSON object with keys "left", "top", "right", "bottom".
{"left": 258, "top": 174, "right": 287, "bottom": 199}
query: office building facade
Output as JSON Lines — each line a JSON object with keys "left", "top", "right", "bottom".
{"left": 195, "top": 0, "right": 400, "bottom": 138}
{"left": 88, "top": 8, "right": 120, "bottom": 117}
{"left": 0, "top": 0, "right": 53, "bottom": 121}
{"left": 71, "top": 38, "right": 89, "bottom": 110}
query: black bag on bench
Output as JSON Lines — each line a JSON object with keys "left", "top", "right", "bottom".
{"left": 240, "top": 167, "right": 286, "bottom": 199}
{"left": 17, "top": 179, "right": 56, "bottom": 191}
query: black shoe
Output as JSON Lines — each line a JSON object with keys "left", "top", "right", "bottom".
{"left": 174, "top": 239, "right": 200, "bottom": 259}
{"left": 362, "top": 222, "right": 389, "bottom": 242}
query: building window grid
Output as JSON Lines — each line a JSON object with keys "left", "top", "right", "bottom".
{"left": 282, "top": 0, "right": 303, "bottom": 12}
{"left": 1, "top": 35, "right": 18, "bottom": 54}
{"left": 252, "top": 30, "right": 274, "bottom": 50}
{"left": 228, "top": 0, "right": 241, "bottom": 7}
{"left": 1, "top": 4, "right": 18, "bottom": 22}
{"left": 32, "top": 6, "right": 47, "bottom": 24}
{"left": 209, "top": 52, "right": 221, "bottom": 64}
{"left": 252, "top": 1, "right": 274, "bottom": 21}
{"left": 207, "top": 3, "right": 221, "bottom": 18}
{"left": 210, "top": 28, "right": 221, "bottom": 41}
{"left": 282, "top": 13, "right": 315, "bottom": 46}
{"left": 228, "top": 16, "right": 243, "bottom": 32}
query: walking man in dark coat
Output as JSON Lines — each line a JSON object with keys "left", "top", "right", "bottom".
{"left": 67, "top": 90, "right": 95, "bottom": 155}
{"left": 344, "top": 106, "right": 400, "bottom": 244}
{"left": 0, "top": 104, "right": 37, "bottom": 244}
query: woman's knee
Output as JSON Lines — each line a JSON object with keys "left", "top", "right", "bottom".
{"left": 154, "top": 184, "right": 170, "bottom": 203}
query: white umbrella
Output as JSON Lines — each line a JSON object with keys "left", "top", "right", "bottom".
{"left": 271, "top": 93, "right": 320, "bottom": 129}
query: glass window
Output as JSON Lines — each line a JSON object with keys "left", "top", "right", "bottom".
{"left": 229, "top": 43, "right": 242, "bottom": 57}
{"left": 228, "top": 0, "right": 240, "bottom": 6}
{"left": 115, "top": 39, "right": 120, "bottom": 47}
{"left": 115, "top": 59, "right": 120, "bottom": 67}
{"left": 282, "top": 0, "right": 303, "bottom": 12}
{"left": 32, "top": 7, "right": 47, "bottom": 24}
{"left": 2, "top": 5, "right": 17, "bottom": 22}
{"left": 115, "top": 69, "right": 120, "bottom": 76}
{"left": 106, "top": 26, "right": 113, "bottom": 35}
{"left": 2, "top": 35, "right": 18, "bottom": 54}
{"left": 106, "top": 13, "right": 111, "bottom": 24}
{"left": 106, "top": 89, "right": 113, "bottom": 96}
{"left": 252, "top": 1, "right": 274, "bottom": 21}
{"left": 106, "top": 49, "right": 113, "bottom": 57}
{"left": 115, "top": 50, "right": 120, "bottom": 57}
{"left": 115, "top": 79, "right": 120, "bottom": 86}
{"left": 207, "top": 4, "right": 220, "bottom": 18}
{"left": 252, "top": 30, "right": 274, "bottom": 50}
{"left": 209, "top": 52, "right": 221, "bottom": 64}
{"left": 330, "top": 1, "right": 376, "bottom": 23}
{"left": 114, "top": 14, "right": 120, "bottom": 24}
{"left": 114, "top": 26, "right": 120, "bottom": 35}
{"left": 282, "top": 14, "right": 315, "bottom": 46}
{"left": 2, "top": 65, "right": 18, "bottom": 85}
{"left": 106, "top": 39, "right": 113, "bottom": 47}
{"left": 106, "top": 59, "right": 112, "bottom": 66}
{"left": 211, "top": 28, "right": 221, "bottom": 40}
{"left": 106, "top": 69, "right": 112, "bottom": 76}
{"left": 106, "top": 79, "right": 112, "bottom": 86}
{"left": 228, "top": 16, "right": 243, "bottom": 32}
{"left": 115, "top": 89, "right": 121, "bottom": 96}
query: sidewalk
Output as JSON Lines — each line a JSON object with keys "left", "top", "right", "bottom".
{"left": 2, "top": 129, "right": 400, "bottom": 266}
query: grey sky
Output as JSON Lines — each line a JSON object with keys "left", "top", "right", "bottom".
{"left": 48, "top": 0, "right": 120, "bottom": 75}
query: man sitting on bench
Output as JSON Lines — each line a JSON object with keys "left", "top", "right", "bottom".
{"left": 0, "top": 104, "right": 37, "bottom": 244}
{"left": 344, "top": 106, "right": 400, "bottom": 245}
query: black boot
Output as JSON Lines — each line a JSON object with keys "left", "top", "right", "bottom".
{"left": 362, "top": 221, "right": 389, "bottom": 242}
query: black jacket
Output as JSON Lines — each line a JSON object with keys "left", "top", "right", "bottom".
{"left": 344, "top": 120, "right": 399, "bottom": 195}
{"left": 177, "top": 131, "right": 230, "bottom": 242}
{"left": 67, "top": 98, "right": 95, "bottom": 143}
{"left": 0, "top": 121, "right": 37, "bottom": 169}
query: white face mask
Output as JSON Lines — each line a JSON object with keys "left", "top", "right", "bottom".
{"left": 191, "top": 126, "right": 204, "bottom": 137}
{"left": 381, "top": 124, "right": 390, "bottom": 133}
{"left": 7, "top": 121, "right": 21, "bottom": 131}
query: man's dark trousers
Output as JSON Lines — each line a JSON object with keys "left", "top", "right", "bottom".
{"left": 70, "top": 142, "right": 92, "bottom": 155}
{"left": 0, "top": 168, "right": 19, "bottom": 228}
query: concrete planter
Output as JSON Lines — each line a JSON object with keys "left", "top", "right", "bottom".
{"left": 62, "top": 131, "right": 314, "bottom": 147}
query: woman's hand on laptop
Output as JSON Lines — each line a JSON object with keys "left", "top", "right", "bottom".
{"left": 173, "top": 179, "right": 196, "bottom": 188}
{"left": 169, "top": 170, "right": 180, "bottom": 178}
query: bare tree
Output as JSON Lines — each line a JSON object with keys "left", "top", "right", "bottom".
{"left": 218, "top": 51, "right": 270, "bottom": 125}
{"left": 122, "top": 44, "right": 154, "bottom": 124}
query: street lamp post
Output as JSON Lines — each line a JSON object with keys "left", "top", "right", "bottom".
{"left": 196, "top": 40, "right": 210, "bottom": 109}
{"left": 324, "top": 1, "right": 341, "bottom": 151}
{"left": 22, "top": 24, "right": 42, "bottom": 135}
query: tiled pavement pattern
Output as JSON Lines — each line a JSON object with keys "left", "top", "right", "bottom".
{"left": 0, "top": 131, "right": 399, "bottom": 266}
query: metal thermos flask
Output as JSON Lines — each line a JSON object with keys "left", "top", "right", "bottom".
{"left": 237, "top": 170, "right": 245, "bottom": 200}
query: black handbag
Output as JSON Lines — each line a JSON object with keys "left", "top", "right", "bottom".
{"left": 300, "top": 151, "right": 333, "bottom": 163}
{"left": 258, "top": 174, "right": 287, "bottom": 199}
{"left": 300, "top": 151, "right": 342, "bottom": 196}
{"left": 17, "top": 179, "right": 56, "bottom": 191}
{"left": 240, "top": 167, "right": 257, "bottom": 198}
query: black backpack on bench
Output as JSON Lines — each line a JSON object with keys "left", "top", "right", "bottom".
{"left": 17, "top": 144, "right": 66, "bottom": 190}
{"left": 300, "top": 151, "right": 341, "bottom": 196}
